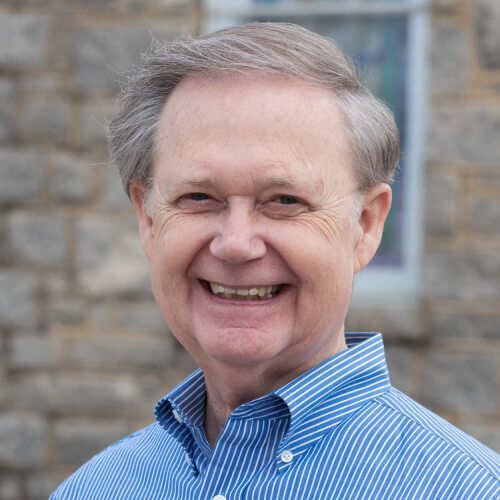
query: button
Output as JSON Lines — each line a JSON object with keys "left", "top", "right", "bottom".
{"left": 184, "top": 452, "right": 192, "bottom": 465}
{"left": 172, "top": 408, "right": 182, "bottom": 423}
{"left": 212, "top": 496, "right": 226, "bottom": 500}
{"left": 280, "top": 450, "right": 294, "bottom": 463}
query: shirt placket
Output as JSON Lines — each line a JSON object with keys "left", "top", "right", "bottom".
{"left": 198, "top": 416, "right": 285, "bottom": 500}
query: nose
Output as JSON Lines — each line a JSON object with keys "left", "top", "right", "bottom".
{"left": 209, "top": 200, "right": 267, "bottom": 265}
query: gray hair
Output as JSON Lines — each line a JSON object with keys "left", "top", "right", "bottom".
{"left": 108, "top": 22, "right": 400, "bottom": 199}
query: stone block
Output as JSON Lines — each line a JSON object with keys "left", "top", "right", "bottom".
{"left": 422, "top": 352, "right": 497, "bottom": 412}
{"left": 460, "top": 423, "right": 500, "bottom": 452}
{"left": 431, "top": 0, "right": 459, "bottom": 9}
{"left": 15, "top": 373, "right": 163, "bottom": 416}
{"left": 430, "top": 20, "right": 468, "bottom": 95}
{"left": 19, "top": 96, "right": 70, "bottom": 143}
{"left": 0, "top": 79, "right": 15, "bottom": 141}
{"left": 0, "top": 270, "right": 38, "bottom": 329}
{"left": 101, "top": 165, "right": 133, "bottom": 210}
{"left": 124, "top": 0, "right": 196, "bottom": 11}
{"left": 9, "top": 334, "right": 57, "bottom": 368}
{"left": 469, "top": 171, "right": 500, "bottom": 190}
{"left": 26, "top": 473, "right": 59, "bottom": 500}
{"left": 52, "top": 151, "right": 96, "bottom": 203}
{"left": 347, "top": 303, "right": 422, "bottom": 339}
{"left": 76, "top": 216, "right": 150, "bottom": 298}
{"left": 88, "top": 302, "right": 114, "bottom": 331}
{"left": 424, "top": 170, "right": 458, "bottom": 236}
{"left": 80, "top": 100, "right": 114, "bottom": 148}
{"left": 476, "top": 0, "right": 500, "bottom": 69}
{"left": 55, "top": 0, "right": 117, "bottom": 13}
{"left": 385, "top": 345, "right": 417, "bottom": 397}
{"left": 67, "top": 334, "right": 174, "bottom": 369}
{"left": 0, "top": 414, "right": 47, "bottom": 467}
{"left": 0, "top": 148, "right": 44, "bottom": 206}
{"left": 0, "top": 477, "right": 21, "bottom": 500}
{"left": 431, "top": 311, "right": 500, "bottom": 340}
{"left": 0, "top": 14, "right": 48, "bottom": 67}
{"left": 424, "top": 252, "right": 500, "bottom": 301}
{"left": 0, "top": 366, "right": 7, "bottom": 407}
{"left": 469, "top": 199, "right": 500, "bottom": 234}
{"left": 53, "top": 419, "right": 128, "bottom": 466}
{"left": 19, "top": 74, "right": 63, "bottom": 93}
{"left": 7, "top": 212, "right": 67, "bottom": 267}
{"left": 48, "top": 297, "right": 86, "bottom": 326}
{"left": 114, "top": 302, "right": 168, "bottom": 333}
{"left": 73, "top": 24, "right": 181, "bottom": 93}
{"left": 427, "top": 105, "right": 500, "bottom": 166}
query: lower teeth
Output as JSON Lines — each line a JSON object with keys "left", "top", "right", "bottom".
{"left": 221, "top": 293, "right": 274, "bottom": 300}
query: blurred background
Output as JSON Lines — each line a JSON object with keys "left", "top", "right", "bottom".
{"left": 0, "top": 0, "right": 499, "bottom": 498}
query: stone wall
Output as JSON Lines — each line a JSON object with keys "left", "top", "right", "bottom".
{"left": 0, "top": 0, "right": 498, "bottom": 498}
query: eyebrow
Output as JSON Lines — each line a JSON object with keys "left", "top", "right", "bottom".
{"left": 176, "top": 174, "right": 317, "bottom": 195}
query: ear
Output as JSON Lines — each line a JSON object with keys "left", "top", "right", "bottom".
{"left": 353, "top": 183, "right": 392, "bottom": 273}
{"left": 129, "top": 182, "right": 154, "bottom": 261}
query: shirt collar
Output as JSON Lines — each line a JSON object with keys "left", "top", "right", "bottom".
{"left": 155, "top": 333, "right": 390, "bottom": 468}
{"left": 272, "top": 332, "right": 390, "bottom": 469}
{"left": 277, "top": 332, "right": 389, "bottom": 426}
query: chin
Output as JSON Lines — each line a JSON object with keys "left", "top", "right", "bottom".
{"left": 198, "top": 331, "right": 285, "bottom": 368}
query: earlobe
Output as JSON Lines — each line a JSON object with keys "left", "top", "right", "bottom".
{"left": 129, "top": 182, "right": 154, "bottom": 260}
{"left": 354, "top": 184, "right": 392, "bottom": 273}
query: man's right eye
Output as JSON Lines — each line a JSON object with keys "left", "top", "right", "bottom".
{"left": 177, "top": 192, "right": 222, "bottom": 211}
{"left": 185, "top": 192, "right": 211, "bottom": 201}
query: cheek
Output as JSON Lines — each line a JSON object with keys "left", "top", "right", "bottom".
{"left": 290, "top": 241, "right": 354, "bottom": 318}
{"left": 152, "top": 212, "right": 209, "bottom": 268}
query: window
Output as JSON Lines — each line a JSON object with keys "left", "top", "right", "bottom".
{"left": 203, "top": 0, "right": 429, "bottom": 303}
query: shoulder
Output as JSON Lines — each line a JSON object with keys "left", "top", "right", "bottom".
{"left": 375, "top": 388, "right": 498, "bottom": 469}
{"left": 370, "top": 387, "right": 499, "bottom": 493}
{"left": 50, "top": 422, "right": 181, "bottom": 500}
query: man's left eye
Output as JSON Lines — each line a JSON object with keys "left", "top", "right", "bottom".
{"left": 186, "top": 192, "right": 211, "bottom": 201}
{"left": 275, "top": 195, "right": 299, "bottom": 205}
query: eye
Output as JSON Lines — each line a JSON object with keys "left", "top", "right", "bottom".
{"left": 275, "top": 195, "right": 299, "bottom": 205}
{"left": 185, "top": 192, "right": 211, "bottom": 201}
{"left": 262, "top": 194, "right": 308, "bottom": 218}
{"left": 177, "top": 192, "right": 223, "bottom": 212}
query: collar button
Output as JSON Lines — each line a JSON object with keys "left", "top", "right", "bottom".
{"left": 213, "top": 495, "right": 226, "bottom": 500}
{"left": 172, "top": 408, "right": 183, "bottom": 423}
{"left": 280, "top": 449, "right": 294, "bottom": 463}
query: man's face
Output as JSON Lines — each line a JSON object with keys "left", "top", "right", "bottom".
{"left": 133, "top": 75, "right": 389, "bottom": 379}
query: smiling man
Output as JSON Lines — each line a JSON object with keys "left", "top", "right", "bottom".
{"left": 51, "top": 23, "right": 499, "bottom": 499}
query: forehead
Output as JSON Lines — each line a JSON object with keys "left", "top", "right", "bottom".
{"left": 153, "top": 74, "right": 354, "bottom": 192}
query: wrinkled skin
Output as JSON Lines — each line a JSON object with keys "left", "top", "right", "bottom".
{"left": 131, "top": 75, "right": 391, "bottom": 440}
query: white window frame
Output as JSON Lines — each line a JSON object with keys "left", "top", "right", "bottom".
{"left": 202, "top": 0, "right": 429, "bottom": 305}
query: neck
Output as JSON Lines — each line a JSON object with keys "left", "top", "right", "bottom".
{"left": 202, "top": 333, "right": 347, "bottom": 447}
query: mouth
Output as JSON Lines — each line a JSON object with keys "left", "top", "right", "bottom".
{"left": 199, "top": 280, "right": 285, "bottom": 301}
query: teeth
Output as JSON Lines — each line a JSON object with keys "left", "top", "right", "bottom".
{"left": 206, "top": 281, "right": 282, "bottom": 300}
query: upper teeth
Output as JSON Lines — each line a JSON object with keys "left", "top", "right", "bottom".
{"left": 209, "top": 282, "right": 280, "bottom": 298}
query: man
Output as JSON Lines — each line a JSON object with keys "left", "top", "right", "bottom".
{"left": 51, "top": 23, "right": 499, "bottom": 499}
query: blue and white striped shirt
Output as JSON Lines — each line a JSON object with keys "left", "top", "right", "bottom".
{"left": 51, "top": 333, "right": 499, "bottom": 499}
